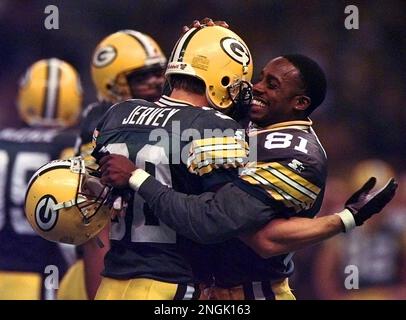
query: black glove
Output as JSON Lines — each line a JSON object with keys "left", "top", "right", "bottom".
{"left": 345, "top": 177, "right": 398, "bottom": 226}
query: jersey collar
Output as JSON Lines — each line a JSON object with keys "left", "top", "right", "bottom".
{"left": 248, "top": 118, "right": 313, "bottom": 135}
{"left": 156, "top": 95, "right": 196, "bottom": 108}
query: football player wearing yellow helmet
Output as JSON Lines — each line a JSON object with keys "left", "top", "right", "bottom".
{"left": 0, "top": 58, "right": 82, "bottom": 300}
{"left": 91, "top": 29, "right": 166, "bottom": 103}
{"left": 68, "top": 30, "right": 167, "bottom": 300}
{"left": 93, "top": 25, "right": 253, "bottom": 300}
{"left": 76, "top": 29, "right": 167, "bottom": 163}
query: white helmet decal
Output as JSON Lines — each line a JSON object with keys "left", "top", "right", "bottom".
{"left": 93, "top": 45, "right": 117, "bottom": 68}
{"left": 35, "top": 195, "right": 58, "bottom": 231}
{"left": 220, "top": 37, "right": 250, "bottom": 66}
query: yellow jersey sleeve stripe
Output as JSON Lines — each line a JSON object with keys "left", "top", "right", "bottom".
{"left": 193, "top": 136, "right": 248, "bottom": 149}
{"left": 189, "top": 150, "right": 247, "bottom": 166}
{"left": 190, "top": 163, "right": 214, "bottom": 176}
{"left": 242, "top": 172, "right": 304, "bottom": 210}
{"left": 260, "top": 166, "right": 318, "bottom": 200}
{"left": 240, "top": 163, "right": 320, "bottom": 201}
{"left": 190, "top": 138, "right": 249, "bottom": 157}
{"left": 189, "top": 158, "right": 245, "bottom": 172}
{"left": 188, "top": 157, "right": 245, "bottom": 176}
{"left": 188, "top": 137, "right": 248, "bottom": 175}
{"left": 193, "top": 144, "right": 248, "bottom": 155}
{"left": 268, "top": 162, "right": 321, "bottom": 194}
{"left": 242, "top": 176, "right": 284, "bottom": 201}
{"left": 250, "top": 171, "right": 310, "bottom": 207}
{"left": 253, "top": 168, "right": 316, "bottom": 204}
{"left": 191, "top": 147, "right": 248, "bottom": 159}
{"left": 241, "top": 174, "right": 286, "bottom": 202}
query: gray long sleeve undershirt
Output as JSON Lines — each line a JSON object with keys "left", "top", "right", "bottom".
{"left": 137, "top": 176, "right": 279, "bottom": 244}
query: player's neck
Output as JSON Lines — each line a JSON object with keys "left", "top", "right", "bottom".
{"left": 169, "top": 88, "right": 208, "bottom": 107}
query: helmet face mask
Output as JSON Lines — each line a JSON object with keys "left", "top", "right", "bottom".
{"left": 91, "top": 30, "right": 167, "bottom": 103}
{"left": 25, "top": 158, "right": 110, "bottom": 245}
{"left": 126, "top": 63, "right": 166, "bottom": 102}
{"left": 227, "top": 79, "right": 253, "bottom": 107}
{"left": 226, "top": 79, "right": 253, "bottom": 121}
{"left": 165, "top": 26, "right": 254, "bottom": 110}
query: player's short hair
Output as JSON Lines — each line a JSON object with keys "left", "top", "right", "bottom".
{"left": 282, "top": 54, "right": 327, "bottom": 115}
{"left": 169, "top": 74, "right": 205, "bottom": 95}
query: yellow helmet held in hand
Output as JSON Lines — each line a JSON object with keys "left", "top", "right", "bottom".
{"left": 24, "top": 158, "right": 111, "bottom": 245}
{"left": 17, "top": 58, "right": 82, "bottom": 127}
{"left": 166, "top": 26, "right": 253, "bottom": 110}
{"left": 91, "top": 29, "right": 167, "bottom": 102}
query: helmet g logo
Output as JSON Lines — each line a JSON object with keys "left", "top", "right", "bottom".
{"left": 93, "top": 45, "right": 117, "bottom": 68}
{"left": 220, "top": 37, "right": 251, "bottom": 66}
{"left": 35, "top": 195, "right": 58, "bottom": 231}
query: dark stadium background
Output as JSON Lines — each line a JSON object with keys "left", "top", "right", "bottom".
{"left": 0, "top": 0, "right": 405, "bottom": 299}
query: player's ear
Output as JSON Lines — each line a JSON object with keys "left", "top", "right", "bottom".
{"left": 294, "top": 95, "right": 311, "bottom": 112}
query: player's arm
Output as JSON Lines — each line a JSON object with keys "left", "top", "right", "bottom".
{"left": 98, "top": 114, "right": 261, "bottom": 243}
{"left": 240, "top": 177, "right": 398, "bottom": 258}
{"left": 76, "top": 105, "right": 112, "bottom": 299}
{"left": 240, "top": 215, "right": 343, "bottom": 258}
{"left": 81, "top": 226, "right": 110, "bottom": 300}
{"left": 99, "top": 155, "right": 397, "bottom": 245}
{"left": 99, "top": 154, "right": 275, "bottom": 243}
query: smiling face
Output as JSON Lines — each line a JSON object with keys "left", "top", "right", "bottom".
{"left": 249, "top": 57, "right": 310, "bottom": 127}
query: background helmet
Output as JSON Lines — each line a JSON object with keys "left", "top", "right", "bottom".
{"left": 91, "top": 29, "right": 167, "bottom": 102}
{"left": 165, "top": 26, "right": 253, "bottom": 110}
{"left": 350, "top": 159, "right": 395, "bottom": 190}
{"left": 25, "top": 158, "right": 110, "bottom": 245}
{"left": 17, "top": 58, "right": 82, "bottom": 127}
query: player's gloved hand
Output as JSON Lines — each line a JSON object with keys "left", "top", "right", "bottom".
{"left": 182, "top": 17, "right": 229, "bottom": 34}
{"left": 337, "top": 177, "right": 398, "bottom": 232}
{"left": 99, "top": 154, "right": 138, "bottom": 188}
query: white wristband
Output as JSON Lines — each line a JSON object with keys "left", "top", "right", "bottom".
{"left": 128, "top": 169, "right": 150, "bottom": 191}
{"left": 335, "top": 209, "right": 356, "bottom": 232}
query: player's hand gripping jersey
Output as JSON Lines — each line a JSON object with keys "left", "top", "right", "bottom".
{"left": 94, "top": 95, "right": 248, "bottom": 285}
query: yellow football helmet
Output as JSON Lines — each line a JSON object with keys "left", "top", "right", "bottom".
{"left": 91, "top": 29, "right": 167, "bottom": 102}
{"left": 17, "top": 58, "right": 82, "bottom": 127}
{"left": 25, "top": 158, "right": 110, "bottom": 245}
{"left": 166, "top": 26, "right": 253, "bottom": 110}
